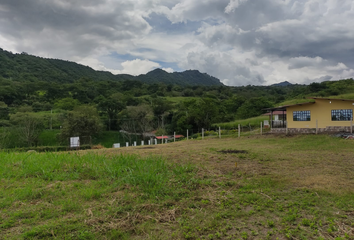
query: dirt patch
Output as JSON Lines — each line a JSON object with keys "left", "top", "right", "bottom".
{"left": 217, "top": 150, "right": 248, "bottom": 154}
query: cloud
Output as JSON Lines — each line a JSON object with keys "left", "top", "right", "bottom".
{"left": 182, "top": 50, "right": 265, "bottom": 86}
{"left": 225, "top": 0, "right": 249, "bottom": 13}
{"left": 162, "top": 67, "right": 174, "bottom": 73}
{"left": 92, "top": 58, "right": 174, "bottom": 76}
{"left": 120, "top": 59, "right": 161, "bottom": 76}
{"left": 0, "top": 0, "right": 151, "bottom": 58}
{"left": 0, "top": 0, "right": 353, "bottom": 85}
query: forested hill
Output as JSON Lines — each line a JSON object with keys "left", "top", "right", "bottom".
{"left": 0, "top": 48, "right": 223, "bottom": 86}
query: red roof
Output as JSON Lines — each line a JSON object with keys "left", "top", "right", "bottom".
{"left": 175, "top": 135, "right": 184, "bottom": 138}
{"left": 263, "top": 111, "right": 286, "bottom": 116}
{"left": 156, "top": 136, "right": 168, "bottom": 139}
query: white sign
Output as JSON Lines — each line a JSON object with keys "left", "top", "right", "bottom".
{"left": 113, "top": 143, "right": 120, "bottom": 148}
{"left": 70, "top": 137, "right": 80, "bottom": 148}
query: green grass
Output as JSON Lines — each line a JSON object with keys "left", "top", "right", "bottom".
{"left": 0, "top": 152, "right": 197, "bottom": 239}
{"left": 326, "top": 93, "right": 354, "bottom": 100}
{"left": 277, "top": 93, "right": 354, "bottom": 107}
{"left": 1, "top": 135, "right": 354, "bottom": 239}
{"left": 38, "top": 130, "right": 61, "bottom": 146}
{"left": 277, "top": 98, "right": 315, "bottom": 106}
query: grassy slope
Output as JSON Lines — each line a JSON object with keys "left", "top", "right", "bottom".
{"left": 276, "top": 93, "right": 354, "bottom": 107}
{"left": 1, "top": 135, "right": 354, "bottom": 239}
{"left": 277, "top": 98, "right": 316, "bottom": 106}
{"left": 213, "top": 115, "right": 269, "bottom": 129}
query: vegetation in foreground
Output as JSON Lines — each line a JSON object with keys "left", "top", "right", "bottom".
{"left": 0, "top": 134, "right": 354, "bottom": 239}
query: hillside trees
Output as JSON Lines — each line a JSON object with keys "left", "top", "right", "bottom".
{"left": 55, "top": 97, "right": 80, "bottom": 111}
{"left": 171, "top": 98, "right": 221, "bottom": 133}
{"left": 0, "top": 101, "right": 9, "bottom": 120}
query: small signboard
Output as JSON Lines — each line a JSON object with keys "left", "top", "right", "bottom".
{"left": 264, "top": 120, "right": 269, "bottom": 126}
{"left": 113, "top": 143, "right": 120, "bottom": 148}
{"left": 70, "top": 137, "right": 80, "bottom": 148}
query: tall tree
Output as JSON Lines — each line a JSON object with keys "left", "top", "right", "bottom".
{"left": 10, "top": 112, "right": 45, "bottom": 147}
{"left": 98, "top": 93, "right": 126, "bottom": 130}
{"left": 60, "top": 105, "right": 102, "bottom": 145}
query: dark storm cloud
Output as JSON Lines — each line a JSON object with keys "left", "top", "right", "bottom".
{"left": 0, "top": 0, "right": 150, "bottom": 57}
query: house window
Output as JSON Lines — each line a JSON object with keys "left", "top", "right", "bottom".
{"left": 293, "top": 111, "right": 311, "bottom": 121}
{"left": 331, "top": 109, "right": 353, "bottom": 121}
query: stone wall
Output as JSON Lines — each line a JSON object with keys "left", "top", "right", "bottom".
{"left": 271, "top": 126, "right": 353, "bottom": 134}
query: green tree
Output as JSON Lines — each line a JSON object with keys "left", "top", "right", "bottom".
{"left": 190, "top": 98, "right": 220, "bottom": 130}
{"left": 98, "top": 93, "right": 126, "bottom": 130}
{"left": 60, "top": 105, "right": 103, "bottom": 144}
{"left": 54, "top": 97, "right": 80, "bottom": 111}
{"left": 9, "top": 112, "right": 45, "bottom": 147}
{"left": 0, "top": 101, "right": 9, "bottom": 120}
{"left": 120, "top": 104, "right": 154, "bottom": 142}
{"left": 236, "top": 97, "right": 273, "bottom": 119}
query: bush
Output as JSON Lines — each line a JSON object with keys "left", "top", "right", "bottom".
{"left": 191, "top": 133, "right": 200, "bottom": 139}
{"left": 1, "top": 145, "right": 92, "bottom": 153}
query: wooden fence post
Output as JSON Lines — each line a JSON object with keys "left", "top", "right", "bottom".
{"left": 202, "top": 128, "right": 204, "bottom": 140}
{"left": 187, "top": 129, "right": 189, "bottom": 140}
{"left": 219, "top": 127, "right": 221, "bottom": 139}
{"left": 238, "top": 124, "right": 241, "bottom": 138}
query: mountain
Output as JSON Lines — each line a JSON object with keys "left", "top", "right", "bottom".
{"left": 137, "top": 68, "right": 223, "bottom": 86}
{"left": 0, "top": 48, "right": 223, "bottom": 86}
{"left": 271, "top": 81, "right": 293, "bottom": 87}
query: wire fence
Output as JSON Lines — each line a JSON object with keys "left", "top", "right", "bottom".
{"left": 109, "top": 123, "right": 271, "bottom": 149}
{"left": 0, "top": 118, "right": 271, "bottom": 151}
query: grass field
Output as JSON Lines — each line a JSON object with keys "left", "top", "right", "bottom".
{"left": 1, "top": 134, "right": 354, "bottom": 239}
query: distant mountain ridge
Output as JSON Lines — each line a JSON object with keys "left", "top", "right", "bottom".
{"left": 271, "top": 81, "right": 293, "bottom": 87}
{"left": 0, "top": 48, "right": 223, "bottom": 86}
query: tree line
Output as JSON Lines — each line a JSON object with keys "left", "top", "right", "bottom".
{"left": 0, "top": 73, "right": 353, "bottom": 148}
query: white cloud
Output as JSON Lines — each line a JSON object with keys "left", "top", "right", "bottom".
{"left": 162, "top": 67, "right": 174, "bottom": 73}
{"left": 225, "top": 0, "right": 249, "bottom": 13}
{"left": 119, "top": 59, "right": 161, "bottom": 76}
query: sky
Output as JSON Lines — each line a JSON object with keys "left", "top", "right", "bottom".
{"left": 0, "top": 0, "right": 353, "bottom": 86}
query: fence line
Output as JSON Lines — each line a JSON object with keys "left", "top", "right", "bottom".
{"left": 110, "top": 123, "right": 271, "bottom": 149}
